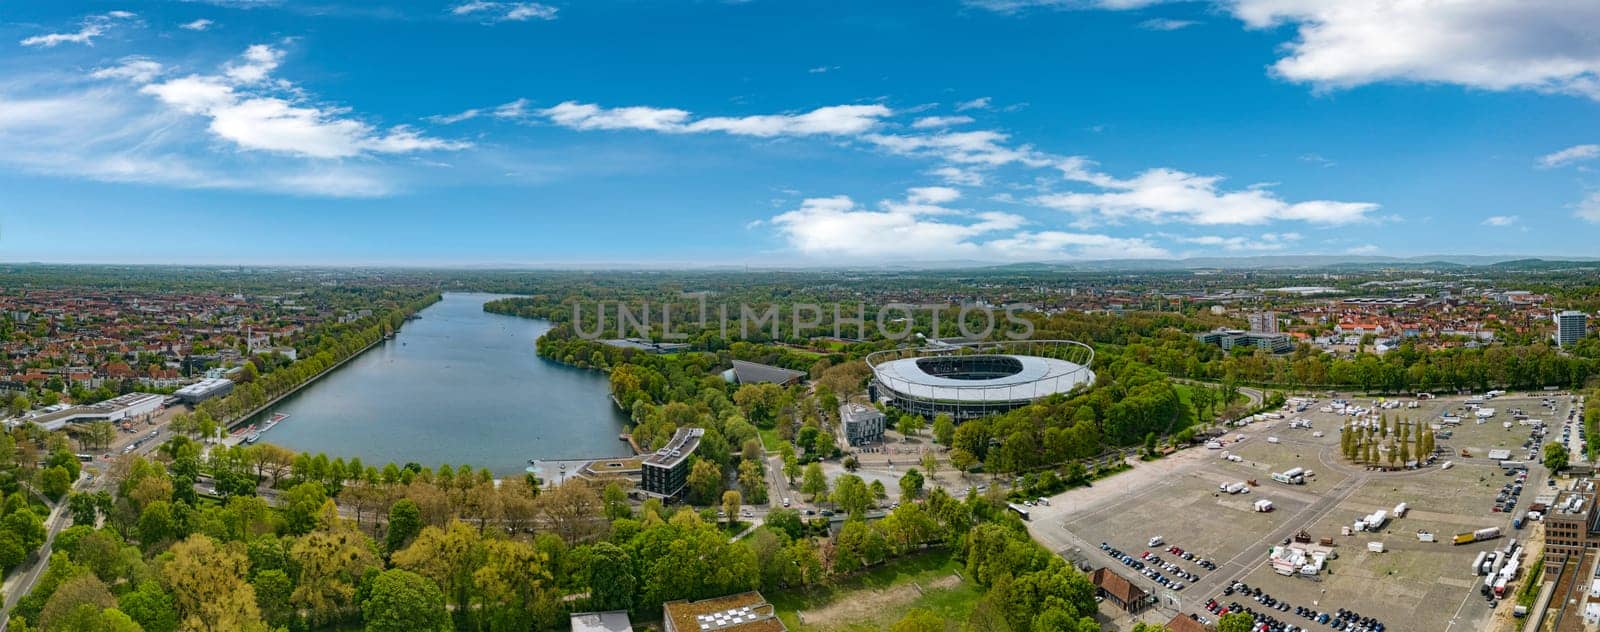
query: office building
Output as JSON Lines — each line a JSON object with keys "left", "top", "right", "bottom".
{"left": 1557, "top": 310, "right": 1589, "bottom": 348}
{"left": 641, "top": 427, "right": 703, "bottom": 499}
{"left": 174, "top": 377, "right": 234, "bottom": 404}
{"left": 839, "top": 403, "right": 885, "bottom": 446}
{"left": 1546, "top": 479, "right": 1600, "bottom": 566}
{"left": 1196, "top": 329, "right": 1294, "bottom": 354}
{"left": 1248, "top": 311, "right": 1280, "bottom": 334}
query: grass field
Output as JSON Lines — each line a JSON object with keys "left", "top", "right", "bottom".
{"left": 769, "top": 549, "right": 982, "bottom": 631}
{"left": 760, "top": 427, "right": 787, "bottom": 451}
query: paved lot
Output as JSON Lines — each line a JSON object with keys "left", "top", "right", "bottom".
{"left": 1026, "top": 391, "right": 1572, "bottom": 632}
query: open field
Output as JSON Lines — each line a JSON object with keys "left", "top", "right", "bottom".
{"left": 1027, "top": 390, "right": 1573, "bottom": 632}
{"left": 769, "top": 550, "right": 981, "bottom": 631}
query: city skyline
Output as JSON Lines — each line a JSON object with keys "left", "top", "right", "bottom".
{"left": 3, "top": 1, "right": 1599, "bottom": 265}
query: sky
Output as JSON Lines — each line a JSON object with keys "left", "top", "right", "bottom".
{"left": 2, "top": 0, "right": 1599, "bottom": 266}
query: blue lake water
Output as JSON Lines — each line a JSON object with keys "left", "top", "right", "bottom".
{"left": 246, "top": 292, "right": 630, "bottom": 475}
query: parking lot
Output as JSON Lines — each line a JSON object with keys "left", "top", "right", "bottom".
{"left": 1027, "top": 391, "right": 1573, "bottom": 631}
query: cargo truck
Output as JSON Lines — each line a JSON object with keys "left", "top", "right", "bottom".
{"left": 1453, "top": 527, "right": 1503, "bottom": 545}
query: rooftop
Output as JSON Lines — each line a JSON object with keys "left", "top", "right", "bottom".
{"left": 570, "top": 610, "right": 633, "bottom": 632}
{"left": 644, "top": 427, "right": 704, "bottom": 469}
{"left": 663, "top": 592, "right": 785, "bottom": 632}
{"left": 727, "top": 360, "right": 805, "bottom": 386}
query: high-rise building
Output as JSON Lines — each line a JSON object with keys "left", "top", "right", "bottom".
{"left": 1248, "top": 311, "right": 1280, "bottom": 334}
{"left": 641, "top": 427, "right": 703, "bottom": 499}
{"left": 1556, "top": 310, "right": 1588, "bottom": 348}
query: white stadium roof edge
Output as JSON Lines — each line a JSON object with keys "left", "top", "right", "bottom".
{"left": 866, "top": 340, "right": 1095, "bottom": 419}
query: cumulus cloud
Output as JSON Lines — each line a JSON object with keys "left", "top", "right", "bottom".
{"left": 928, "top": 166, "right": 985, "bottom": 187}
{"left": 1230, "top": 0, "right": 1600, "bottom": 99}
{"left": 180, "top": 19, "right": 214, "bottom": 31}
{"left": 1167, "top": 232, "right": 1302, "bottom": 251}
{"left": 91, "top": 57, "right": 165, "bottom": 83}
{"left": 963, "top": 0, "right": 1166, "bottom": 12}
{"left": 911, "top": 115, "right": 975, "bottom": 129}
{"left": 1034, "top": 167, "right": 1378, "bottom": 225}
{"left": 1539, "top": 144, "right": 1600, "bottom": 168}
{"left": 954, "top": 97, "right": 992, "bottom": 111}
{"left": 452, "top": 1, "right": 558, "bottom": 23}
{"left": 19, "top": 11, "right": 137, "bottom": 48}
{"left": 116, "top": 45, "right": 467, "bottom": 160}
{"left": 768, "top": 188, "right": 1166, "bottom": 260}
{"left": 539, "top": 101, "right": 894, "bottom": 137}
{"left": 1482, "top": 215, "right": 1519, "bottom": 227}
{"left": 1576, "top": 193, "right": 1600, "bottom": 223}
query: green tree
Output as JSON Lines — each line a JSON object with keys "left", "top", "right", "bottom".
{"left": 801, "top": 463, "right": 828, "bottom": 502}
{"left": 890, "top": 608, "right": 944, "bottom": 632}
{"left": 361, "top": 569, "right": 452, "bottom": 632}
{"left": 780, "top": 444, "right": 800, "bottom": 483}
{"left": 831, "top": 474, "right": 872, "bottom": 519}
{"left": 899, "top": 469, "right": 925, "bottom": 500}
{"left": 722, "top": 490, "right": 742, "bottom": 527}
{"left": 687, "top": 460, "right": 722, "bottom": 505}
{"left": 1545, "top": 444, "right": 1570, "bottom": 472}
{"left": 586, "top": 542, "right": 635, "bottom": 613}
{"left": 385, "top": 499, "right": 422, "bottom": 554}
{"left": 1218, "top": 612, "right": 1254, "bottom": 632}
{"left": 250, "top": 569, "right": 293, "bottom": 628}
{"left": 117, "top": 581, "right": 177, "bottom": 632}
{"left": 281, "top": 482, "right": 327, "bottom": 536}
{"left": 932, "top": 414, "right": 956, "bottom": 446}
{"left": 39, "top": 466, "right": 71, "bottom": 501}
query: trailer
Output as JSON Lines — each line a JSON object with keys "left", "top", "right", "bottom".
{"left": 1472, "top": 551, "right": 1489, "bottom": 574}
{"left": 1454, "top": 527, "right": 1504, "bottom": 545}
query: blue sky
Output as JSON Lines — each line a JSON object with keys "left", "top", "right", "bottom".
{"left": 2, "top": 0, "right": 1599, "bottom": 265}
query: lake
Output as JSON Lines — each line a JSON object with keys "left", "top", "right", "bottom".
{"left": 245, "top": 292, "right": 631, "bottom": 475}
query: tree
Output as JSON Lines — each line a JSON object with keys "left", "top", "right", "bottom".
{"left": 899, "top": 469, "right": 925, "bottom": 500}
{"left": 933, "top": 414, "right": 956, "bottom": 446}
{"left": 290, "top": 517, "right": 381, "bottom": 626}
{"left": 586, "top": 542, "right": 636, "bottom": 613}
{"left": 603, "top": 482, "right": 632, "bottom": 521}
{"left": 282, "top": 482, "right": 327, "bottom": 535}
{"left": 801, "top": 463, "right": 828, "bottom": 502}
{"left": 890, "top": 608, "right": 945, "bottom": 632}
{"left": 722, "top": 490, "right": 742, "bottom": 526}
{"left": 39, "top": 465, "right": 71, "bottom": 500}
{"left": 920, "top": 452, "right": 939, "bottom": 478}
{"left": 161, "top": 535, "right": 267, "bottom": 632}
{"left": 1218, "top": 612, "right": 1255, "bottom": 632}
{"left": 385, "top": 499, "right": 422, "bottom": 554}
{"left": 831, "top": 474, "right": 872, "bottom": 519}
{"left": 361, "top": 569, "right": 451, "bottom": 632}
{"left": 250, "top": 569, "right": 293, "bottom": 628}
{"left": 38, "top": 574, "right": 116, "bottom": 631}
{"left": 687, "top": 460, "right": 722, "bottom": 505}
{"left": 118, "top": 580, "right": 178, "bottom": 632}
{"left": 763, "top": 508, "right": 803, "bottom": 540}
{"left": 1545, "top": 444, "right": 1570, "bottom": 472}
{"left": 738, "top": 458, "right": 768, "bottom": 505}
{"left": 780, "top": 444, "right": 800, "bottom": 483}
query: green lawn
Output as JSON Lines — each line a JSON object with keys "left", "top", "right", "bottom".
{"left": 769, "top": 549, "right": 983, "bottom": 631}
{"left": 759, "top": 427, "right": 788, "bottom": 452}
{"left": 1173, "top": 382, "right": 1200, "bottom": 429}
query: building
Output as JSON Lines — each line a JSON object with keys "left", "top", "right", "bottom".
{"left": 867, "top": 340, "right": 1095, "bottom": 421}
{"left": 838, "top": 403, "right": 885, "bottom": 446}
{"left": 174, "top": 377, "right": 234, "bottom": 404}
{"left": 1164, "top": 614, "right": 1209, "bottom": 632}
{"left": 641, "top": 427, "right": 703, "bottom": 499}
{"left": 1248, "top": 311, "right": 1280, "bottom": 334}
{"left": 1557, "top": 310, "right": 1589, "bottom": 348}
{"left": 724, "top": 360, "right": 805, "bottom": 386}
{"left": 26, "top": 392, "right": 165, "bottom": 431}
{"left": 662, "top": 591, "right": 786, "bottom": 632}
{"left": 1546, "top": 479, "right": 1600, "bottom": 566}
{"left": 1090, "top": 567, "right": 1154, "bottom": 614}
{"left": 570, "top": 610, "right": 633, "bottom": 632}
{"left": 601, "top": 338, "right": 691, "bottom": 354}
{"left": 1196, "top": 329, "right": 1294, "bottom": 354}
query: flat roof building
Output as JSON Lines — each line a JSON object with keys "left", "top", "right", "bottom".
{"left": 724, "top": 360, "right": 805, "bottom": 386}
{"left": 662, "top": 591, "right": 785, "bottom": 632}
{"left": 27, "top": 392, "right": 164, "bottom": 431}
{"left": 174, "top": 377, "right": 234, "bottom": 404}
{"left": 641, "top": 427, "right": 703, "bottom": 499}
{"left": 570, "top": 610, "right": 633, "bottom": 632}
{"left": 1547, "top": 478, "right": 1600, "bottom": 566}
{"left": 839, "top": 403, "right": 885, "bottom": 446}
{"left": 1197, "top": 328, "right": 1294, "bottom": 354}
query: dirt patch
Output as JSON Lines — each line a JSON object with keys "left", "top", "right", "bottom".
{"left": 797, "top": 574, "right": 962, "bottom": 628}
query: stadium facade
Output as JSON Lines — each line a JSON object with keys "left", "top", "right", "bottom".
{"left": 866, "top": 340, "right": 1095, "bottom": 420}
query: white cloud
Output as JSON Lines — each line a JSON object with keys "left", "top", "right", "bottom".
{"left": 540, "top": 101, "right": 894, "bottom": 137}
{"left": 452, "top": 1, "right": 558, "bottom": 23}
{"left": 1139, "top": 18, "right": 1196, "bottom": 31}
{"left": 426, "top": 98, "right": 530, "bottom": 125}
{"left": 1539, "top": 144, "right": 1600, "bottom": 168}
{"left": 1230, "top": 0, "right": 1600, "bottom": 99}
{"left": 1482, "top": 215, "right": 1520, "bottom": 227}
{"left": 426, "top": 108, "right": 482, "bottom": 125}
{"left": 19, "top": 11, "right": 137, "bottom": 48}
{"left": 1034, "top": 167, "right": 1379, "bottom": 225}
{"left": 808, "top": 65, "right": 840, "bottom": 74}
{"left": 1576, "top": 193, "right": 1600, "bottom": 223}
{"left": 963, "top": 0, "right": 1166, "bottom": 12}
{"left": 928, "top": 166, "right": 985, "bottom": 186}
{"left": 135, "top": 45, "right": 467, "bottom": 159}
{"left": 954, "top": 97, "right": 992, "bottom": 111}
{"left": 767, "top": 189, "right": 1166, "bottom": 260}
{"left": 91, "top": 57, "right": 165, "bottom": 83}
{"left": 911, "top": 115, "right": 975, "bottom": 129}
{"left": 180, "top": 19, "right": 214, "bottom": 31}
{"left": 1168, "top": 232, "right": 1302, "bottom": 251}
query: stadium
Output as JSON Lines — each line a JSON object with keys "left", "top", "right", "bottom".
{"left": 865, "top": 340, "right": 1096, "bottom": 420}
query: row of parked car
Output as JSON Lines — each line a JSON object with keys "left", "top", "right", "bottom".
{"left": 1210, "top": 582, "right": 1386, "bottom": 632}
{"left": 1099, "top": 543, "right": 1189, "bottom": 591}
{"left": 1493, "top": 470, "right": 1527, "bottom": 513}
{"left": 1099, "top": 540, "right": 1217, "bottom": 592}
